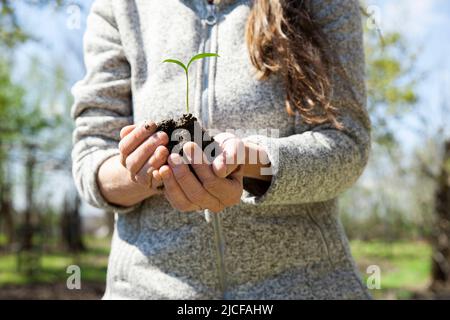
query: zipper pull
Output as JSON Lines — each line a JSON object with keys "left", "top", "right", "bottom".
{"left": 205, "top": 1, "right": 217, "bottom": 26}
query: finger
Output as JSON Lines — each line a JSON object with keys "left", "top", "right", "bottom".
{"left": 148, "top": 170, "right": 163, "bottom": 190}
{"left": 216, "top": 164, "right": 244, "bottom": 207}
{"left": 159, "top": 165, "right": 200, "bottom": 212}
{"left": 126, "top": 131, "right": 169, "bottom": 180}
{"left": 134, "top": 162, "right": 157, "bottom": 188}
{"left": 213, "top": 132, "right": 235, "bottom": 145}
{"left": 213, "top": 152, "right": 241, "bottom": 178}
{"left": 119, "top": 125, "right": 137, "bottom": 165}
{"left": 184, "top": 142, "right": 242, "bottom": 206}
{"left": 183, "top": 142, "right": 216, "bottom": 182}
{"left": 134, "top": 145, "right": 168, "bottom": 187}
{"left": 212, "top": 153, "right": 228, "bottom": 178}
{"left": 136, "top": 169, "right": 162, "bottom": 190}
{"left": 120, "top": 125, "right": 136, "bottom": 139}
{"left": 230, "top": 164, "right": 245, "bottom": 186}
{"left": 152, "top": 170, "right": 163, "bottom": 187}
{"left": 139, "top": 145, "right": 169, "bottom": 187}
{"left": 119, "top": 120, "right": 157, "bottom": 159}
{"left": 149, "top": 145, "right": 170, "bottom": 170}
{"left": 168, "top": 154, "right": 223, "bottom": 213}
{"left": 151, "top": 173, "right": 164, "bottom": 190}
{"left": 134, "top": 162, "right": 152, "bottom": 187}
{"left": 212, "top": 136, "right": 244, "bottom": 178}
{"left": 183, "top": 142, "right": 230, "bottom": 200}
{"left": 152, "top": 171, "right": 165, "bottom": 191}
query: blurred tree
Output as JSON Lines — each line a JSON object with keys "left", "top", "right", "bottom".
{"left": 1, "top": 0, "right": 88, "bottom": 255}
{"left": 16, "top": 56, "right": 84, "bottom": 253}
{"left": 0, "top": 55, "right": 53, "bottom": 272}
{"left": 0, "top": 0, "right": 72, "bottom": 48}
{"left": 340, "top": 6, "right": 421, "bottom": 240}
{"left": 0, "top": 57, "right": 24, "bottom": 248}
{"left": 0, "top": 163, "right": 14, "bottom": 247}
{"left": 431, "top": 140, "right": 450, "bottom": 292}
{"left": 410, "top": 88, "right": 450, "bottom": 295}
{"left": 1, "top": 52, "right": 78, "bottom": 273}
{"left": 22, "top": 142, "right": 38, "bottom": 251}
{"left": 61, "top": 191, "right": 85, "bottom": 252}
{"left": 0, "top": 0, "right": 28, "bottom": 48}
{"left": 362, "top": 6, "right": 419, "bottom": 148}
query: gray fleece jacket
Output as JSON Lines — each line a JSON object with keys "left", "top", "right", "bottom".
{"left": 71, "top": 0, "right": 371, "bottom": 299}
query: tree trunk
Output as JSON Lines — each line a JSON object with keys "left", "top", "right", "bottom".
{"left": 0, "top": 163, "right": 15, "bottom": 249}
{"left": 61, "top": 192, "right": 85, "bottom": 252}
{"left": 431, "top": 140, "right": 450, "bottom": 292}
{"left": 22, "top": 144, "right": 37, "bottom": 250}
{"left": 0, "top": 179, "right": 15, "bottom": 248}
{"left": 0, "top": 143, "right": 15, "bottom": 248}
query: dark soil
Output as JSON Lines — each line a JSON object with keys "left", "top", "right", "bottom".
{"left": 412, "top": 289, "right": 450, "bottom": 300}
{"left": 0, "top": 282, "right": 105, "bottom": 300}
{"left": 156, "top": 113, "right": 218, "bottom": 162}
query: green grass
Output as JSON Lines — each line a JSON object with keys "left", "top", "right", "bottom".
{"left": 0, "top": 236, "right": 110, "bottom": 286}
{"left": 0, "top": 237, "right": 432, "bottom": 300}
{"left": 350, "top": 240, "right": 432, "bottom": 299}
{"left": 0, "top": 234, "right": 6, "bottom": 247}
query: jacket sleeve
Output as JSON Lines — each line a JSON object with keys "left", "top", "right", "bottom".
{"left": 241, "top": 0, "right": 371, "bottom": 206}
{"left": 71, "top": 0, "right": 137, "bottom": 213}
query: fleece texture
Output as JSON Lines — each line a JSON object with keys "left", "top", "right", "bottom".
{"left": 71, "top": 0, "right": 371, "bottom": 299}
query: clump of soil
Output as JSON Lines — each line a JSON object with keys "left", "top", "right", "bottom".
{"left": 156, "top": 113, "right": 218, "bottom": 161}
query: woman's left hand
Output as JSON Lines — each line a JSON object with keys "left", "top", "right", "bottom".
{"left": 157, "top": 141, "right": 244, "bottom": 213}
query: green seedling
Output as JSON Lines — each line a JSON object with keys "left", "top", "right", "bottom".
{"left": 163, "top": 53, "right": 219, "bottom": 114}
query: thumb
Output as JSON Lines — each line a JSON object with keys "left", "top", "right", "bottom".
{"left": 212, "top": 150, "right": 239, "bottom": 178}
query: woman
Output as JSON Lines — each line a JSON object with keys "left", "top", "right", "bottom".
{"left": 72, "top": 0, "right": 371, "bottom": 299}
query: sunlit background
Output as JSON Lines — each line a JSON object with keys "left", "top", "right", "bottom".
{"left": 0, "top": 0, "right": 449, "bottom": 299}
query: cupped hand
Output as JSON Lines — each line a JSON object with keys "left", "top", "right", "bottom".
{"left": 157, "top": 142, "right": 243, "bottom": 213}
{"left": 118, "top": 121, "right": 169, "bottom": 190}
{"left": 211, "top": 132, "right": 246, "bottom": 178}
{"left": 213, "top": 132, "right": 272, "bottom": 182}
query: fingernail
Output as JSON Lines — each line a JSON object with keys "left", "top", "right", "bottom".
{"left": 144, "top": 120, "right": 154, "bottom": 132}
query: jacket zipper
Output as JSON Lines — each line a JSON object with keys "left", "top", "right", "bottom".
{"left": 201, "top": 0, "right": 228, "bottom": 298}
{"left": 201, "top": 0, "right": 216, "bottom": 126}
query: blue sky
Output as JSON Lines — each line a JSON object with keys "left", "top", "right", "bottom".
{"left": 372, "top": 0, "right": 450, "bottom": 148}
{"left": 10, "top": 0, "right": 450, "bottom": 214}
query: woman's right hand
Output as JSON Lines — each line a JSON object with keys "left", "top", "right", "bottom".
{"left": 119, "top": 121, "right": 169, "bottom": 189}
{"left": 97, "top": 120, "right": 169, "bottom": 208}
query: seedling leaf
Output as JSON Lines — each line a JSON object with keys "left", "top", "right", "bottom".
{"left": 187, "top": 53, "right": 220, "bottom": 70}
{"left": 162, "top": 53, "right": 220, "bottom": 114}
{"left": 163, "top": 59, "right": 187, "bottom": 73}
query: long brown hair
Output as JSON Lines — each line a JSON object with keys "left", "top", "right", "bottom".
{"left": 246, "top": 0, "right": 342, "bottom": 129}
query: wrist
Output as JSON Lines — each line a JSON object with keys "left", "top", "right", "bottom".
{"left": 243, "top": 141, "right": 272, "bottom": 181}
{"left": 98, "top": 155, "right": 155, "bottom": 207}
